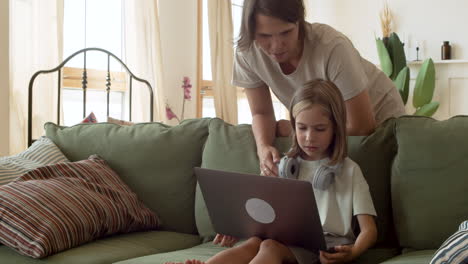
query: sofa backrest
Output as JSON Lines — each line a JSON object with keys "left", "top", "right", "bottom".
{"left": 196, "top": 118, "right": 398, "bottom": 247}
{"left": 45, "top": 118, "right": 211, "bottom": 234}
{"left": 392, "top": 116, "right": 468, "bottom": 250}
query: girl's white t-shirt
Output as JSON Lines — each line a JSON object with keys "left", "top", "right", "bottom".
{"left": 297, "top": 157, "right": 377, "bottom": 240}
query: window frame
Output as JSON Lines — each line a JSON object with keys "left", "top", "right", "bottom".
{"left": 62, "top": 66, "right": 127, "bottom": 92}
{"left": 196, "top": 0, "right": 288, "bottom": 121}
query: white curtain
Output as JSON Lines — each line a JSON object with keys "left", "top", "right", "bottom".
{"left": 207, "top": 0, "right": 238, "bottom": 125}
{"left": 123, "top": 0, "right": 166, "bottom": 123}
{"left": 9, "top": 0, "right": 64, "bottom": 154}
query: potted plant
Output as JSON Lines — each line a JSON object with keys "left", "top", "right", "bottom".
{"left": 376, "top": 3, "right": 439, "bottom": 116}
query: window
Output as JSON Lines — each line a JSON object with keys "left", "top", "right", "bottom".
{"left": 198, "top": 0, "right": 288, "bottom": 124}
{"left": 63, "top": 0, "right": 126, "bottom": 126}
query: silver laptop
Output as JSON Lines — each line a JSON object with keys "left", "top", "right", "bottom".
{"left": 195, "top": 167, "right": 328, "bottom": 254}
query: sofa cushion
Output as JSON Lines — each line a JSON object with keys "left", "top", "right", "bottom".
{"left": 113, "top": 241, "right": 224, "bottom": 264}
{"left": 45, "top": 119, "right": 211, "bottom": 234}
{"left": 392, "top": 116, "right": 468, "bottom": 249}
{"left": 0, "top": 231, "right": 201, "bottom": 264}
{"left": 196, "top": 118, "right": 290, "bottom": 242}
{"left": 0, "top": 155, "right": 159, "bottom": 258}
{"left": 380, "top": 250, "right": 437, "bottom": 264}
{"left": 430, "top": 220, "right": 468, "bottom": 264}
{"left": 114, "top": 242, "right": 399, "bottom": 264}
{"left": 353, "top": 247, "right": 400, "bottom": 264}
{"left": 0, "top": 137, "right": 69, "bottom": 185}
{"left": 347, "top": 118, "right": 399, "bottom": 247}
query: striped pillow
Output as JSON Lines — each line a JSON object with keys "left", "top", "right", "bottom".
{"left": 430, "top": 221, "right": 468, "bottom": 264}
{"left": 0, "top": 137, "right": 69, "bottom": 185}
{"left": 0, "top": 155, "right": 160, "bottom": 258}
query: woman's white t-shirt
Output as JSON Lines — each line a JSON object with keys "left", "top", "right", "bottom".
{"left": 232, "top": 22, "right": 405, "bottom": 124}
{"left": 297, "top": 157, "right": 377, "bottom": 241}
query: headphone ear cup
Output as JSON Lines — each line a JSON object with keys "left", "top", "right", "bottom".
{"left": 278, "top": 156, "right": 300, "bottom": 179}
{"left": 313, "top": 165, "right": 335, "bottom": 190}
{"left": 313, "top": 162, "right": 342, "bottom": 190}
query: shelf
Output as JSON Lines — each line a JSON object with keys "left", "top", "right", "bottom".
{"left": 407, "top": 59, "right": 468, "bottom": 65}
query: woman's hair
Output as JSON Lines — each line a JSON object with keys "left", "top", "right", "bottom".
{"left": 236, "top": 0, "right": 306, "bottom": 51}
{"left": 287, "top": 79, "right": 347, "bottom": 165}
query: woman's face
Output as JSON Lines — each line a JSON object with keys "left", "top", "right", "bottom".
{"left": 254, "top": 14, "right": 301, "bottom": 63}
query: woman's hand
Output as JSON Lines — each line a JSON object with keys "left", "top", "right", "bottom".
{"left": 213, "top": 234, "right": 238, "bottom": 247}
{"left": 258, "top": 144, "right": 280, "bottom": 177}
{"left": 319, "top": 245, "right": 354, "bottom": 264}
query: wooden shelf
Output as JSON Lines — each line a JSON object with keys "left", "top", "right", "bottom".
{"left": 408, "top": 59, "right": 468, "bottom": 65}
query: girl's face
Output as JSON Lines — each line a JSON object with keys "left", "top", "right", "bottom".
{"left": 254, "top": 14, "right": 301, "bottom": 63}
{"left": 295, "top": 105, "right": 334, "bottom": 161}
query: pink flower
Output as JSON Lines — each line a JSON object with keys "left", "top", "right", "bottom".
{"left": 165, "top": 104, "right": 179, "bottom": 121}
{"left": 182, "top": 76, "right": 192, "bottom": 100}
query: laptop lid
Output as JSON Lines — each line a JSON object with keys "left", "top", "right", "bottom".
{"left": 195, "top": 167, "right": 327, "bottom": 254}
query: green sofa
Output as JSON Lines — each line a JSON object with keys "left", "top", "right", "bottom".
{"left": 0, "top": 116, "right": 466, "bottom": 263}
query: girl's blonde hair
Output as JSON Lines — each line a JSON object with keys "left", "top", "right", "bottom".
{"left": 287, "top": 79, "right": 347, "bottom": 165}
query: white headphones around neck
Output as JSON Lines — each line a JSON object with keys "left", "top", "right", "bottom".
{"left": 278, "top": 156, "right": 342, "bottom": 190}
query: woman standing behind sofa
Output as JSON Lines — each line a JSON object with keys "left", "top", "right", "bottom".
{"left": 233, "top": 0, "right": 405, "bottom": 177}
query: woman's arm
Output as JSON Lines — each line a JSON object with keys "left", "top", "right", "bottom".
{"left": 345, "top": 90, "right": 376, "bottom": 136}
{"left": 245, "top": 85, "right": 280, "bottom": 176}
{"left": 325, "top": 40, "right": 378, "bottom": 136}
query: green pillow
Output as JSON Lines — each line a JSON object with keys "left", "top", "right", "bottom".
{"left": 347, "top": 118, "right": 399, "bottom": 247}
{"left": 392, "top": 116, "right": 468, "bottom": 249}
{"left": 45, "top": 118, "right": 211, "bottom": 234}
{"left": 196, "top": 118, "right": 289, "bottom": 241}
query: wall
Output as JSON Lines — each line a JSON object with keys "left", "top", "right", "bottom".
{"left": 305, "top": 0, "right": 468, "bottom": 120}
{"left": 306, "top": 0, "right": 468, "bottom": 63}
{"left": 159, "top": 0, "right": 198, "bottom": 125}
{"left": 0, "top": 0, "right": 9, "bottom": 156}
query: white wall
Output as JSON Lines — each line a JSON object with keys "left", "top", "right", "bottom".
{"left": 0, "top": 0, "right": 9, "bottom": 156}
{"left": 159, "top": 0, "right": 198, "bottom": 125}
{"left": 306, "top": 0, "right": 468, "bottom": 64}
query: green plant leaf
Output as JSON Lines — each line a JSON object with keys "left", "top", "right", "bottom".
{"left": 413, "top": 58, "right": 436, "bottom": 108}
{"left": 414, "top": 102, "right": 439, "bottom": 116}
{"left": 376, "top": 38, "right": 393, "bottom": 77}
{"left": 388, "top": 33, "right": 407, "bottom": 80}
{"left": 394, "top": 66, "right": 410, "bottom": 105}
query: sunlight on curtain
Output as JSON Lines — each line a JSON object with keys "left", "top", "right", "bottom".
{"left": 9, "top": 0, "right": 63, "bottom": 154}
{"left": 207, "top": 0, "right": 238, "bottom": 125}
{"left": 122, "top": 0, "right": 166, "bottom": 123}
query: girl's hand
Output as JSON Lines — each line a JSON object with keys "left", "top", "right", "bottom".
{"left": 258, "top": 144, "right": 280, "bottom": 177}
{"left": 213, "top": 234, "right": 238, "bottom": 247}
{"left": 319, "top": 245, "right": 354, "bottom": 264}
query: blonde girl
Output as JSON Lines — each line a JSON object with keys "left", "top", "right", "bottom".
{"left": 167, "top": 79, "right": 378, "bottom": 264}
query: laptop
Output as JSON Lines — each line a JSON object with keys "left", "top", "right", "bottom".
{"left": 195, "top": 167, "right": 328, "bottom": 254}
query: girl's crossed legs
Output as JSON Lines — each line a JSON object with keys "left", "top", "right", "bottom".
{"left": 165, "top": 237, "right": 297, "bottom": 264}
